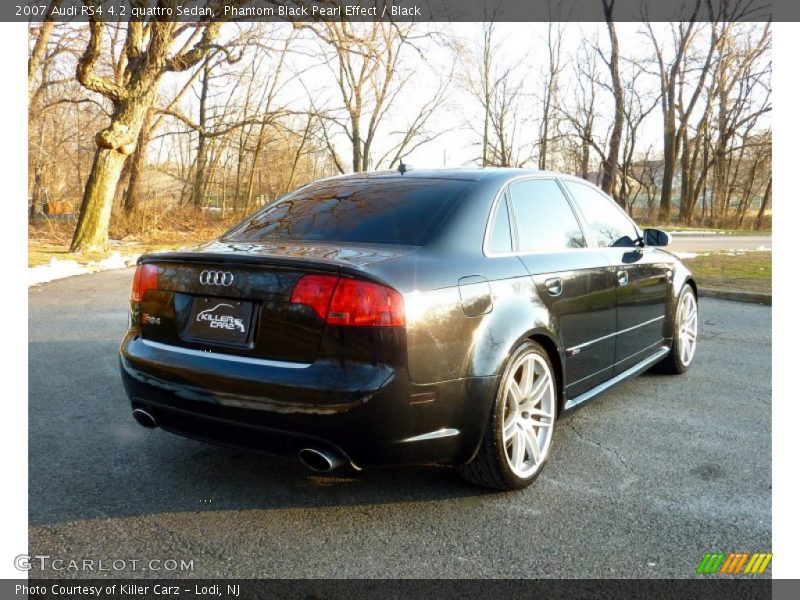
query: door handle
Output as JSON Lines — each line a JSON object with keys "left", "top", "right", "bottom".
{"left": 617, "top": 270, "right": 629, "bottom": 286}
{"left": 545, "top": 277, "right": 563, "bottom": 296}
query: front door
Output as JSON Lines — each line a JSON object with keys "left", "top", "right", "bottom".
{"left": 561, "top": 180, "right": 670, "bottom": 374}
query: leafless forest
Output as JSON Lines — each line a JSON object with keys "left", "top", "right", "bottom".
{"left": 28, "top": 4, "right": 772, "bottom": 253}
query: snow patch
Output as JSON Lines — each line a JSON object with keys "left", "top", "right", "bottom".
{"left": 28, "top": 252, "right": 140, "bottom": 287}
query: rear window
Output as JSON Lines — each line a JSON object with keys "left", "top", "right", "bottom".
{"left": 223, "top": 178, "right": 471, "bottom": 246}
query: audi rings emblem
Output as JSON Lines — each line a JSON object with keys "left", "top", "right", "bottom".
{"left": 199, "top": 270, "right": 235, "bottom": 287}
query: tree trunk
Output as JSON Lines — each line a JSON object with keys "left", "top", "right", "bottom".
{"left": 123, "top": 109, "right": 153, "bottom": 214}
{"left": 193, "top": 59, "right": 211, "bottom": 208}
{"left": 659, "top": 116, "right": 677, "bottom": 223}
{"left": 70, "top": 147, "right": 129, "bottom": 252}
{"left": 755, "top": 178, "right": 771, "bottom": 230}
{"left": 602, "top": 10, "right": 624, "bottom": 204}
{"left": 70, "top": 96, "right": 152, "bottom": 253}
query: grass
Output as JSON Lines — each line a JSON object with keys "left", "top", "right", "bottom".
{"left": 683, "top": 251, "right": 772, "bottom": 293}
{"left": 28, "top": 206, "right": 237, "bottom": 268}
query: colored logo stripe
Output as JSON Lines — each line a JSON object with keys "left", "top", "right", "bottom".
{"left": 744, "top": 553, "right": 773, "bottom": 574}
{"left": 697, "top": 553, "right": 726, "bottom": 574}
{"left": 719, "top": 553, "right": 749, "bottom": 574}
{"left": 696, "top": 552, "right": 772, "bottom": 575}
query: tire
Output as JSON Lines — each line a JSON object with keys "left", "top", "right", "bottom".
{"left": 458, "top": 341, "right": 557, "bottom": 490}
{"left": 658, "top": 284, "right": 698, "bottom": 375}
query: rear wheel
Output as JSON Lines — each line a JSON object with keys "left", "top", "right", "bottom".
{"left": 458, "top": 341, "right": 557, "bottom": 490}
{"left": 659, "top": 284, "right": 698, "bottom": 374}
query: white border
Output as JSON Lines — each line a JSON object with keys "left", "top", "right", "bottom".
{"left": 772, "top": 22, "right": 798, "bottom": 579}
{"left": 1, "top": 21, "right": 29, "bottom": 580}
{"left": 7, "top": 18, "right": 793, "bottom": 583}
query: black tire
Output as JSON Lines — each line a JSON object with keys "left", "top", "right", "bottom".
{"left": 658, "top": 284, "right": 698, "bottom": 375}
{"left": 457, "top": 341, "right": 557, "bottom": 490}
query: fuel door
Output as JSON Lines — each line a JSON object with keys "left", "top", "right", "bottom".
{"left": 458, "top": 275, "right": 493, "bottom": 317}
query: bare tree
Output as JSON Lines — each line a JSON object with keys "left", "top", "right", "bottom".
{"left": 708, "top": 22, "right": 771, "bottom": 226}
{"left": 646, "top": 5, "right": 719, "bottom": 222}
{"left": 69, "top": 1, "right": 237, "bottom": 253}
{"left": 537, "top": 23, "right": 564, "bottom": 170}
{"left": 462, "top": 21, "right": 530, "bottom": 167}
{"left": 600, "top": 0, "right": 625, "bottom": 202}
{"left": 304, "top": 21, "right": 450, "bottom": 173}
{"left": 618, "top": 70, "right": 659, "bottom": 214}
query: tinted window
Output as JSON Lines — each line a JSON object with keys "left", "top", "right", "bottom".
{"left": 508, "top": 179, "right": 586, "bottom": 252}
{"left": 224, "top": 178, "right": 470, "bottom": 246}
{"left": 487, "top": 194, "right": 513, "bottom": 253}
{"left": 563, "top": 181, "right": 639, "bottom": 248}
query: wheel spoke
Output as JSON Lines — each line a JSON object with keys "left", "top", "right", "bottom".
{"left": 531, "top": 417, "right": 553, "bottom": 429}
{"left": 503, "top": 414, "right": 516, "bottom": 442}
{"left": 511, "top": 430, "right": 525, "bottom": 469}
{"left": 527, "top": 372, "right": 550, "bottom": 407}
{"left": 518, "top": 358, "right": 535, "bottom": 397}
{"left": 522, "top": 425, "right": 541, "bottom": 464}
{"left": 507, "top": 380, "right": 522, "bottom": 411}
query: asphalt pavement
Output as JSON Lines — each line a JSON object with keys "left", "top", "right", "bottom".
{"left": 28, "top": 269, "right": 771, "bottom": 578}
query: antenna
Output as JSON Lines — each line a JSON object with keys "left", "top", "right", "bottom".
{"left": 398, "top": 159, "right": 408, "bottom": 175}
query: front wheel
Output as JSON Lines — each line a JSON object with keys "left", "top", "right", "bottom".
{"left": 659, "top": 284, "right": 698, "bottom": 374}
{"left": 458, "top": 341, "right": 557, "bottom": 490}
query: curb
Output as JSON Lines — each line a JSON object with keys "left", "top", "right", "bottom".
{"left": 698, "top": 287, "right": 771, "bottom": 305}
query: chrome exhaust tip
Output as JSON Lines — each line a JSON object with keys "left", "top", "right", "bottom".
{"left": 132, "top": 408, "right": 157, "bottom": 429}
{"left": 298, "top": 447, "right": 345, "bottom": 473}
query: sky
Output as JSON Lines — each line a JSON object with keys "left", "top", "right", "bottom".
{"left": 154, "top": 21, "right": 771, "bottom": 174}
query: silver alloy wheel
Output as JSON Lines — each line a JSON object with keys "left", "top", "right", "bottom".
{"left": 678, "top": 291, "right": 698, "bottom": 367}
{"left": 501, "top": 351, "right": 556, "bottom": 478}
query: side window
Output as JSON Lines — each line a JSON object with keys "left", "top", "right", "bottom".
{"left": 487, "top": 193, "right": 513, "bottom": 254}
{"left": 563, "top": 181, "right": 639, "bottom": 248}
{"left": 508, "top": 179, "right": 586, "bottom": 252}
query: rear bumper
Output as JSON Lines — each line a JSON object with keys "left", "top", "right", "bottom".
{"left": 119, "top": 332, "right": 498, "bottom": 468}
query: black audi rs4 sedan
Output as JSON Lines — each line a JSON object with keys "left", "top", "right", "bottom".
{"left": 120, "top": 168, "right": 698, "bottom": 490}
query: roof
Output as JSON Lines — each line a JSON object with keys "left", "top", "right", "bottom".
{"left": 315, "top": 167, "right": 553, "bottom": 185}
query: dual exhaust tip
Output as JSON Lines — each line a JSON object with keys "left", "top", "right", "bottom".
{"left": 131, "top": 409, "right": 345, "bottom": 473}
{"left": 297, "top": 447, "right": 346, "bottom": 473}
{"left": 132, "top": 408, "right": 157, "bottom": 429}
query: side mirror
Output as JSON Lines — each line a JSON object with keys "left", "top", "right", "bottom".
{"left": 643, "top": 228, "right": 671, "bottom": 247}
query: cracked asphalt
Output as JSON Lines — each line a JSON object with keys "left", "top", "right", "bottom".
{"left": 28, "top": 269, "right": 771, "bottom": 578}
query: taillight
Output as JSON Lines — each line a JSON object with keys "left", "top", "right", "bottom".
{"left": 290, "top": 275, "right": 405, "bottom": 327}
{"left": 289, "top": 274, "right": 339, "bottom": 321}
{"left": 131, "top": 264, "right": 158, "bottom": 303}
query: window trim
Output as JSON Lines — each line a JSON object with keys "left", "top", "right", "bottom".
{"left": 482, "top": 175, "right": 592, "bottom": 258}
{"left": 558, "top": 176, "right": 643, "bottom": 249}
{"left": 485, "top": 191, "right": 516, "bottom": 255}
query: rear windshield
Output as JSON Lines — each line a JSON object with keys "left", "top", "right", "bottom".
{"left": 223, "top": 178, "right": 471, "bottom": 246}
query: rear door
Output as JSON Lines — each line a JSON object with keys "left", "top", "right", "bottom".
{"left": 504, "top": 178, "right": 618, "bottom": 398}
{"left": 562, "top": 179, "right": 671, "bottom": 374}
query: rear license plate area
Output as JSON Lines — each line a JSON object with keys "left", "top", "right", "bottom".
{"left": 185, "top": 297, "right": 254, "bottom": 346}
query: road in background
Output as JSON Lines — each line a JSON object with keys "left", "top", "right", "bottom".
{"left": 668, "top": 235, "right": 771, "bottom": 253}
{"left": 28, "top": 270, "right": 771, "bottom": 578}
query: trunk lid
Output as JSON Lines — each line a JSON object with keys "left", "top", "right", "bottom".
{"left": 135, "top": 241, "right": 412, "bottom": 364}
